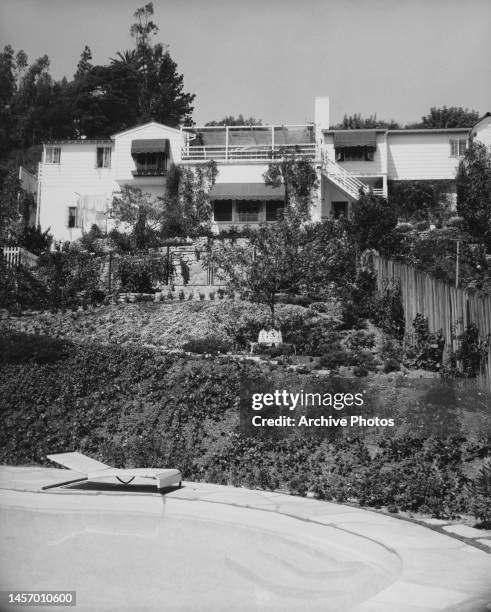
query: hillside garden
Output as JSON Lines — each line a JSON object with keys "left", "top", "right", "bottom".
{"left": 1, "top": 125, "right": 491, "bottom": 529}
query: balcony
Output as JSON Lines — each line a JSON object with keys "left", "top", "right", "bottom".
{"left": 181, "top": 124, "right": 317, "bottom": 162}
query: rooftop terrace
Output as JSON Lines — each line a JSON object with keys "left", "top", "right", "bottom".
{"left": 180, "top": 124, "right": 317, "bottom": 161}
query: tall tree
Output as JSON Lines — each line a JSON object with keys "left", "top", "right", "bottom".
{"left": 332, "top": 113, "right": 400, "bottom": 129}
{"left": 212, "top": 218, "right": 308, "bottom": 323}
{"left": 205, "top": 115, "right": 263, "bottom": 126}
{"left": 126, "top": 2, "right": 195, "bottom": 125}
{"left": 351, "top": 192, "right": 398, "bottom": 253}
{"left": 408, "top": 106, "right": 480, "bottom": 129}
{"left": 74, "top": 46, "right": 93, "bottom": 81}
{"left": 456, "top": 141, "right": 491, "bottom": 251}
{"left": 0, "top": 169, "right": 23, "bottom": 242}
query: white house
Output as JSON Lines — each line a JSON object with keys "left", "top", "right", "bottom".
{"left": 34, "top": 97, "right": 491, "bottom": 241}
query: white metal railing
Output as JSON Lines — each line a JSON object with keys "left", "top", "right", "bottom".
{"left": 371, "top": 188, "right": 385, "bottom": 197}
{"left": 2, "top": 246, "right": 39, "bottom": 269}
{"left": 320, "top": 147, "right": 366, "bottom": 199}
{"left": 181, "top": 143, "right": 317, "bottom": 162}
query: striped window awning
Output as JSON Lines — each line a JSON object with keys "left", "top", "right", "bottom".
{"left": 333, "top": 131, "right": 377, "bottom": 148}
{"left": 131, "top": 139, "right": 169, "bottom": 155}
{"left": 209, "top": 183, "right": 285, "bottom": 200}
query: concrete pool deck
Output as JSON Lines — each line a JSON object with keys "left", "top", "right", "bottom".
{"left": 1, "top": 467, "right": 490, "bottom": 612}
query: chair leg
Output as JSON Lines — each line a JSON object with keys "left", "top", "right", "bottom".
{"left": 116, "top": 476, "right": 135, "bottom": 485}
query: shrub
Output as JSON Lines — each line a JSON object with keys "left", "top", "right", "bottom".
{"left": 182, "top": 337, "right": 231, "bottom": 355}
{"left": 256, "top": 344, "right": 296, "bottom": 358}
{"left": 406, "top": 314, "right": 445, "bottom": 371}
{"left": 350, "top": 269, "right": 378, "bottom": 319}
{"left": 340, "top": 302, "right": 366, "bottom": 330}
{"left": 383, "top": 358, "right": 400, "bottom": 373}
{"left": 455, "top": 322, "right": 489, "bottom": 378}
{"left": 318, "top": 344, "right": 352, "bottom": 370}
{"left": 345, "top": 330, "right": 376, "bottom": 351}
{"left": 467, "top": 460, "right": 491, "bottom": 525}
{"left": 0, "top": 332, "right": 73, "bottom": 365}
{"left": 351, "top": 193, "right": 398, "bottom": 253}
{"left": 118, "top": 255, "right": 167, "bottom": 293}
{"left": 373, "top": 278, "right": 404, "bottom": 339}
{"left": 276, "top": 294, "right": 312, "bottom": 307}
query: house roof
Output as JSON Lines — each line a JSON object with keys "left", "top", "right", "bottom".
{"left": 112, "top": 122, "right": 182, "bottom": 138}
{"left": 387, "top": 128, "right": 470, "bottom": 134}
{"left": 470, "top": 112, "right": 491, "bottom": 133}
{"left": 323, "top": 129, "right": 386, "bottom": 135}
{"left": 323, "top": 127, "right": 470, "bottom": 136}
{"left": 44, "top": 139, "right": 113, "bottom": 145}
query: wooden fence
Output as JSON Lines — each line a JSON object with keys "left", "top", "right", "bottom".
{"left": 372, "top": 255, "right": 491, "bottom": 391}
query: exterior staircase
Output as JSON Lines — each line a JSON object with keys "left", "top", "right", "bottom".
{"left": 319, "top": 146, "right": 368, "bottom": 200}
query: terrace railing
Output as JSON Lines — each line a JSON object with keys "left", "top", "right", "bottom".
{"left": 181, "top": 143, "right": 317, "bottom": 162}
{"left": 181, "top": 124, "right": 317, "bottom": 162}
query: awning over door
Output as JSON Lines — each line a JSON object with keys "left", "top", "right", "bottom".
{"left": 333, "top": 131, "right": 377, "bottom": 148}
{"left": 131, "top": 139, "right": 170, "bottom": 155}
{"left": 209, "top": 183, "right": 285, "bottom": 200}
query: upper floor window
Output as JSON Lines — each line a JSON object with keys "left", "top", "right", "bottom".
{"left": 132, "top": 152, "right": 167, "bottom": 176}
{"left": 67, "top": 206, "right": 80, "bottom": 228}
{"left": 450, "top": 138, "right": 467, "bottom": 158}
{"left": 336, "top": 147, "right": 374, "bottom": 162}
{"left": 96, "top": 146, "right": 111, "bottom": 168}
{"left": 131, "top": 139, "right": 169, "bottom": 176}
{"left": 45, "top": 146, "right": 61, "bottom": 164}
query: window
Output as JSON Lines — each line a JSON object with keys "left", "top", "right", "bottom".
{"left": 213, "top": 200, "right": 233, "bottom": 222}
{"left": 67, "top": 206, "right": 79, "bottom": 228}
{"left": 237, "top": 201, "right": 261, "bottom": 223}
{"left": 450, "top": 138, "right": 467, "bottom": 158}
{"left": 336, "top": 147, "right": 374, "bottom": 162}
{"left": 96, "top": 146, "right": 111, "bottom": 168}
{"left": 266, "top": 201, "right": 284, "bottom": 221}
{"left": 45, "top": 146, "right": 61, "bottom": 164}
{"left": 133, "top": 152, "right": 167, "bottom": 176}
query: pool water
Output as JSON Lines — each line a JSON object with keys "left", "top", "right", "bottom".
{"left": 0, "top": 498, "right": 401, "bottom": 611}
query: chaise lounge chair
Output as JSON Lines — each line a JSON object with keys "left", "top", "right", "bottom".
{"left": 42, "top": 452, "right": 182, "bottom": 491}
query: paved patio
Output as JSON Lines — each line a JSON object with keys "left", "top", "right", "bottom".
{"left": 1, "top": 467, "right": 490, "bottom": 612}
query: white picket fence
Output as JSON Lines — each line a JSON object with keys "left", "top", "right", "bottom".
{"left": 2, "top": 246, "right": 39, "bottom": 269}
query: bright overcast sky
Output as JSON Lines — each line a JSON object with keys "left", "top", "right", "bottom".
{"left": 1, "top": 0, "right": 490, "bottom": 126}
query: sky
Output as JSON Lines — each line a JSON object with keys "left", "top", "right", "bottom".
{"left": 1, "top": 0, "right": 490, "bottom": 126}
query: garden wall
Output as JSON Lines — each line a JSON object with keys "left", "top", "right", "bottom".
{"left": 372, "top": 255, "right": 491, "bottom": 390}
{"left": 101, "top": 237, "right": 250, "bottom": 290}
